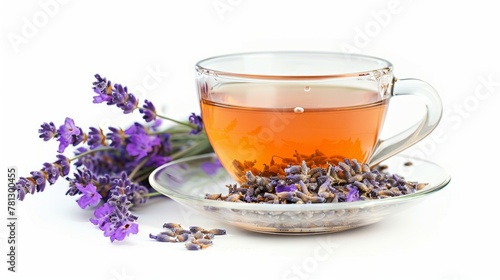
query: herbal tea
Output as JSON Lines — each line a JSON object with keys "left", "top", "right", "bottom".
{"left": 200, "top": 84, "right": 389, "bottom": 182}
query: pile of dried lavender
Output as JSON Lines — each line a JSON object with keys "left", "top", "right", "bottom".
{"left": 149, "top": 223, "right": 226, "bottom": 250}
{"left": 205, "top": 159, "right": 427, "bottom": 204}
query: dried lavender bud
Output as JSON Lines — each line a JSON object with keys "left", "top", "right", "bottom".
{"left": 351, "top": 159, "right": 362, "bottom": 174}
{"left": 159, "top": 228, "right": 176, "bottom": 237}
{"left": 152, "top": 223, "right": 226, "bottom": 250}
{"left": 189, "top": 226, "right": 205, "bottom": 233}
{"left": 245, "top": 171, "right": 256, "bottom": 183}
{"left": 284, "top": 165, "right": 302, "bottom": 174}
{"left": 208, "top": 228, "right": 227, "bottom": 235}
{"left": 174, "top": 228, "right": 191, "bottom": 235}
{"left": 149, "top": 233, "right": 177, "bottom": 243}
{"left": 193, "top": 231, "right": 204, "bottom": 239}
{"left": 204, "top": 233, "right": 215, "bottom": 240}
{"left": 185, "top": 243, "right": 201, "bottom": 250}
{"left": 192, "top": 239, "right": 213, "bottom": 245}
{"left": 416, "top": 183, "right": 428, "bottom": 190}
{"left": 163, "top": 222, "right": 182, "bottom": 230}
{"left": 205, "top": 193, "right": 222, "bottom": 200}
{"left": 226, "top": 193, "right": 243, "bottom": 202}
{"left": 205, "top": 156, "right": 427, "bottom": 204}
{"left": 176, "top": 233, "right": 190, "bottom": 242}
{"left": 353, "top": 181, "right": 370, "bottom": 193}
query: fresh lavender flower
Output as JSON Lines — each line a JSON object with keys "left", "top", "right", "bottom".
{"left": 38, "top": 122, "right": 57, "bottom": 141}
{"left": 111, "top": 172, "right": 150, "bottom": 205}
{"left": 139, "top": 99, "right": 157, "bottom": 122}
{"left": 89, "top": 203, "right": 114, "bottom": 230}
{"left": 126, "top": 129, "right": 161, "bottom": 161}
{"left": 15, "top": 73, "right": 212, "bottom": 243}
{"left": 75, "top": 183, "right": 102, "bottom": 209}
{"left": 188, "top": 113, "right": 203, "bottom": 135}
{"left": 111, "top": 222, "right": 139, "bottom": 242}
{"left": 57, "top": 117, "right": 85, "bottom": 153}
{"left": 92, "top": 75, "right": 139, "bottom": 114}
{"left": 66, "top": 167, "right": 96, "bottom": 196}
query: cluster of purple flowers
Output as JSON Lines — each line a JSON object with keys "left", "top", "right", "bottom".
{"left": 16, "top": 155, "right": 70, "bottom": 201}
{"left": 14, "top": 74, "right": 210, "bottom": 242}
{"left": 89, "top": 182, "right": 140, "bottom": 242}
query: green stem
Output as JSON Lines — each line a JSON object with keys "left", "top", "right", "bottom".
{"left": 68, "top": 146, "right": 116, "bottom": 162}
{"left": 129, "top": 156, "right": 150, "bottom": 180}
{"left": 170, "top": 138, "right": 213, "bottom": 161}
{"left": 138, "top": 106, "right": 196, "bottom": 129}
{"left": 142, "top": 191, "right": 162, "bottom": 198}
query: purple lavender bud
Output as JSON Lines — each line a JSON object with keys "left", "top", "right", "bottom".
{"left": 188, "top": 113, "right": 203, "bottom": 135}
{"left": 129, "top": 184, "right": 149, "bottom": 205}
{"left": 38, "top": 122, "right": 57, "bottom": 141}
{"left": 42, "top": 162, "right": 59, "bottom": 184}
{"left": 92, "top": 74, "right": 110, "bottom": 96}
{"left": 30, "top": 170, "right": 46, "bottom": 192}
{"left": 106, "top": 127, "right": 125, "bottom": 148}
{"left": 112, "top": 84, "right": 128, "bottom": 104}
{"left": 55, "top": 155, "right": 70, "bottom": 176}
{"left": 119, "top": 92, "right": 138, "bottom": 114}
{"left": 139, "top": 99, "right": 157, "bottom": 122}
{"left": 88, "top": 127, "right": 106, "bottom": 148}
{"left": 15, "top": 177, "right": 36, "bottom": 200}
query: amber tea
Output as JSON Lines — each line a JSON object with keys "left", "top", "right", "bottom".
{"left": 200, "top": 83, "right": 389, "bottom": 182}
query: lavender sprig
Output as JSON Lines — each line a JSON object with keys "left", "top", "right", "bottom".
{"left": 14, "top": 73, "right": 213, "bottom": 242}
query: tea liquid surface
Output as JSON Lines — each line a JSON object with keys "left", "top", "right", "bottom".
{"left": 200, "top": 83, "right": 388, "bottom": 181}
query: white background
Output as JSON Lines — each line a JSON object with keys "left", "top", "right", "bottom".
{"left": 1, "top": 0, "right": 499, "bottom": 279}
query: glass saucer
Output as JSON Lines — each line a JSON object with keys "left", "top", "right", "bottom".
{"left": 149, "top": 153, "right": 451, "bottom": 234}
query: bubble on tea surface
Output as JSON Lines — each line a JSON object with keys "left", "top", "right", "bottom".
{"left": 294, "top": 107, "right": 304, "bottom": 113}
{"left": 304, "top": 86, "right": 311, "bottom": 92}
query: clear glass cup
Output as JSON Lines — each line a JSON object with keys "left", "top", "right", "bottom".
{"left": 195, "top": 51, "right": 442, "bottom": 182}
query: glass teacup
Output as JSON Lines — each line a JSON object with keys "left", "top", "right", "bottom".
{"left": 195, "top": 52, "right": 442, "bottom": 182}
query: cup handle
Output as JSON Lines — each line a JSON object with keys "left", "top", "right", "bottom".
{"left": 367, "top": 78, "right": 443, "bottom": 166}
